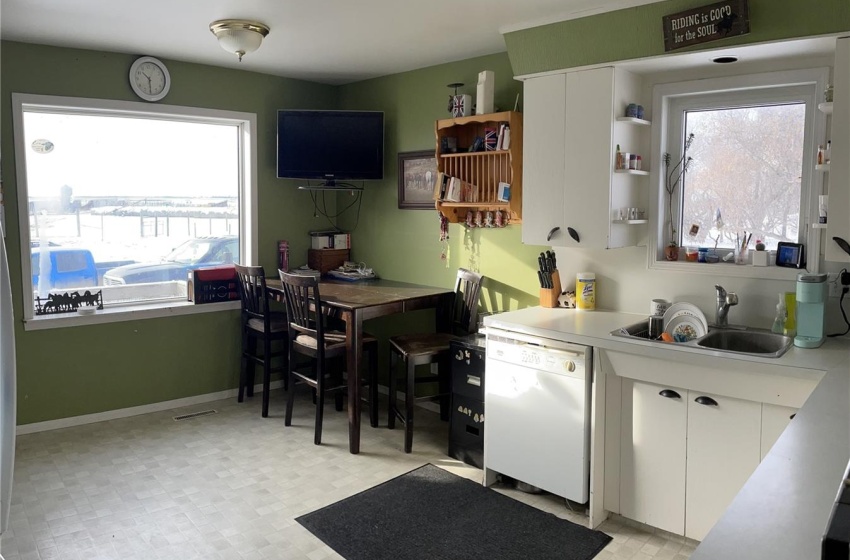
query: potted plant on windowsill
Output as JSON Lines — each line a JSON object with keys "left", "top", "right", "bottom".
{"left": 663, "top": 133, "right": 695, "bottom": 261}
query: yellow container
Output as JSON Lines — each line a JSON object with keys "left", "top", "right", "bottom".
{"left": 576, "top": 272, "right": 596, "bottom": 311}
{"left": 784, "top": 291, "right": 797, "bottom": 337}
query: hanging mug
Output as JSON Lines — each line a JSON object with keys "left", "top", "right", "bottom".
{"left": 465, "top": 211, "right": 475, "bottom": 228}
{"left": 494, "top": 209, "right": 504, "bottom": 227}
{"left": 474, "top": 210, "right": 484, "bottom": 228}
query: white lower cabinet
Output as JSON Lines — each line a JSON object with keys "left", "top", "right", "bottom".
{"left": 619, "top": 379, "right": 761, "bottom": 541}
{"left": 760, "top": 403, "right": 798, "bottom": 461}
{"left": 619, "top": 379, "right": 686, "bottom": 534}
{"left": 685, "top": 391, "right": 761, "bottom": 541}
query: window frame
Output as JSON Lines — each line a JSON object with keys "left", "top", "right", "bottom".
{"left": 648, "top": 68, "right": 829, "bottom": 279}
{"left": 11, "top": 93, "right": 259, "bottom": 329}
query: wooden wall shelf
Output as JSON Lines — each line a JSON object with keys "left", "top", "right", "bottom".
{"left": 434, "top": 111, "right": 523, "bottom": 224}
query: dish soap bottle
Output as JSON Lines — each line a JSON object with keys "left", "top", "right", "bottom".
{"left": 771, "top": 292, "right": 786, "bottom": 334}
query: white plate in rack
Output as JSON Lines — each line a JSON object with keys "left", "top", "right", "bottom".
{"left": 666, "top": 315, "right": 706, "bottom": 342}
{"left": 663, "top": 302, "right": 708, "bottom": 333}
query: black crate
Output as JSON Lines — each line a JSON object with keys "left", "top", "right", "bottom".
{"left": 449, "top": 393, "right": 484, "bottom": 469}
{"left": 450, "top": 338, "right": 485, "bottom": 400}
{"left": 190, "top": 279, "right": 239, "bottom": 303}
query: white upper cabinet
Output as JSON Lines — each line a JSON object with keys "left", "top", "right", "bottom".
{"left": 521, "top": 73, "right": 567, "bottom": 246}
{"left": 522, "top": 66, "right": 648, "bottom": 249}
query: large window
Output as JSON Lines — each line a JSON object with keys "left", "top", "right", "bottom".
{"left": 652, "top": 69, "right": 828, "bottom": 275}
{"left": 12, "top": 94, "right": 257, "bottom": 324}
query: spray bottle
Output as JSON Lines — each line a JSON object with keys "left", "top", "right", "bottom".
{"left": 771, "top": 292, "right": 786, "bottom": 334}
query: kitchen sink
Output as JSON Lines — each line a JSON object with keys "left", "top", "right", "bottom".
{"left": 610, "top": 322, "right": 793, "bottom": 358}
{"left": 695, "top": 329, "right": 792, "bottom": 357}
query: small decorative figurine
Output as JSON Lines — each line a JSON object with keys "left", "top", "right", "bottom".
{"left": 447, "top": 83, "right": 472, "bottom": 118}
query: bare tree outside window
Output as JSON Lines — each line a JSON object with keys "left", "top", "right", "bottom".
{"left": 680, "top": 103, "right": 806, "bottom": 250}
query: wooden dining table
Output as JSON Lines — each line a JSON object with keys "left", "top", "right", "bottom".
{"left": 266, "top": 277, "right": 454, "bottom": 454}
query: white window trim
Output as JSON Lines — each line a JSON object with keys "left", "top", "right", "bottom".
{"left": 647, "top": 68, "right": 829, "bottom": 280}
{"left": 11, "top": 93, "right": 258, "bottom": 330}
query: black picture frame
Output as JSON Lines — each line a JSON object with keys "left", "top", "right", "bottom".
{"left": 397, "top": 150, "right": 437, "bottom": 210}
{"left": 776, "top": 242, "right": 805, "bottom": 268}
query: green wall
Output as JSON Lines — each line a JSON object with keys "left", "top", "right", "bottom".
{"left": 337, "top": 53, "right": 547, "bottom": 312}
{"left": 1, "top": 41, "right": 337, "bottom": 424}
{"left": 505, "top": 0, "right": 850, "bottom": 76}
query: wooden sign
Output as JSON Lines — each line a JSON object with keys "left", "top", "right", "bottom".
{"left": 662, "top": 0, "right": 750, "bottom": 52}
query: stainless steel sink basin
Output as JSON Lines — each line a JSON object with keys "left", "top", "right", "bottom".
{"left": 610, "top": 322, "right": 793, "bottom": 358}
{"left": 695, "top": 329, "right": 793, "bottom": 357}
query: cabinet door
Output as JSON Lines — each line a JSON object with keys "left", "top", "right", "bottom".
{"left": 761, "top": 403, "right": 797, "bottom": 461}
{"left": 685, "top": 392, "right": 761, "bottom": 541}
{"left": 620, "top": 379, "right": 687, "bottom": 535}
{"left": 521, "top": 74, "right": 567, "bottom": 246}
{"left": 562, "top": 67, "right": 615, "bottom": 250}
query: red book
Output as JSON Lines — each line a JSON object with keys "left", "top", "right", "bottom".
{"left": 194, "top": 265, "right": 236, "bottom": 282}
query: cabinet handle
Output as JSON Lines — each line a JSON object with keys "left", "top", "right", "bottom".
{"left": 659, "top": 389, "right": 681, "bottom": 399}
{"left": 695, "top": 396, "right": 718, "bottom": 406}
{"left": 567, "top": 227, "right": 580, "bottom": 243}
{"left": 547, "top": 227, "right": 560, "bottom": 241}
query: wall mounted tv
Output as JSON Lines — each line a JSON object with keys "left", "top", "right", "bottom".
{"left": 277, "top": 110, "right": 384, "bottom": 183}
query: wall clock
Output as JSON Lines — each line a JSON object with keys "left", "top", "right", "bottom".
{"left": 129, "top": 56, "right": 171, "bottom": 102}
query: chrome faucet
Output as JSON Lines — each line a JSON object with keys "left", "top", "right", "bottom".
{"left": 714, "top": 285, "right": 739, "bottom": 327}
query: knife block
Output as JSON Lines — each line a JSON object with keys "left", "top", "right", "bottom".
{"left": 539, "top": 270, "right": 561, "bottom": 308}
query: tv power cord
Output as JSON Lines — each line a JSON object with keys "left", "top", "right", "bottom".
{"left": 828, "top": 268, "right": 850, "bottom": 337}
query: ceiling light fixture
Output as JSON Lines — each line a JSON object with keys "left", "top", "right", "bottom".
{"left": 209, "top": 19, "right": 270, "bottom": 62}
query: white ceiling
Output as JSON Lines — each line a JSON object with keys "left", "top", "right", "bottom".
{"left": 0, "top": 0, "right": 667, "bottom": 85}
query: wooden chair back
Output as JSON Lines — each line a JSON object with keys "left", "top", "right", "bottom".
{"left": 449, "top": 268, "right": 484, "bottom": 336}
{"left": 278, "top": 271, "right": 326, "bottom": 343}
{"left": 234, "top": 264, "right": 272, "bottom": 328}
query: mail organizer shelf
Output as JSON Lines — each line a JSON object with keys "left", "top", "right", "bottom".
{"left": 434, "top": 111, "right": 523, "bottom": 224}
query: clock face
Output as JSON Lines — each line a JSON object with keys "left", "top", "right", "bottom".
{"left": 129, "top": 57, "right": 171, "bottom": 102}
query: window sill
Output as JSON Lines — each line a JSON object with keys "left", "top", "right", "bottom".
{"left": 649, "top": 258, "right": 808, "bottom": 281}
{"left": 23, "top": 300, "right": 240, "bottom": 331}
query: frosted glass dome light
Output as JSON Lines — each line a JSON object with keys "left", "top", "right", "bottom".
{"left": 210, "top": 20, "right": 270, "bottom": 62}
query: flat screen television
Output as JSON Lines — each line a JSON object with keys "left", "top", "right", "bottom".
{"left": 277, "top": 110, "right": 384, "bottom": 182}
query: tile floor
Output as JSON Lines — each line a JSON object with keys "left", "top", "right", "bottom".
{"left": 0, "top": 389, "right": 698, "bottom": 560}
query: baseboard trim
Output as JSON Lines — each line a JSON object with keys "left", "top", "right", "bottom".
{"left": 18, "top": 381, "right": 441, "bottom": 435}
{"left": 16, "top": 380, "right": 286, "bottom": 435}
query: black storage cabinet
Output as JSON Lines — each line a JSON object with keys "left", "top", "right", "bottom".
{"left": 448, "top": 334, "right": 485, "bottom": 468}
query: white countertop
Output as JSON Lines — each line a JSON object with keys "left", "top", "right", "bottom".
{"left": 484, "top": 307, "right": 850, "bottom": 559}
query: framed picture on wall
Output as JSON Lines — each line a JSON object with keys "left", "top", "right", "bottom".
{"left": 398, "top": 150, "right": 437, "bottom": 209}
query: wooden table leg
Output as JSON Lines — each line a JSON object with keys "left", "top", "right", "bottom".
{"left": 345, "top": 310, "right": 363, "bottom": 454}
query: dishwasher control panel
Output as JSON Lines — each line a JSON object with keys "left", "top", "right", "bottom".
{"left": 487, "top": 333, "right": 589, "bottom": 379}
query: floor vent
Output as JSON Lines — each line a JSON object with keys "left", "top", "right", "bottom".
{"left": 173, "top": 409, "right": 217, "bottom": 421}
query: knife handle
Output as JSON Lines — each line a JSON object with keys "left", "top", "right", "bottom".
{"left": 550, "top": 270, "right": 561, "bottom": 293}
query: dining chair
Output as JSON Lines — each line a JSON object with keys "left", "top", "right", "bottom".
{"left": 388, "top": 268, "right": 484, "bottom": 453}
{"left": 234, "top": 264, "right": 289, "bottom": 418}
{"left": 278, "top": 271, "right": 379, "bottom": 445}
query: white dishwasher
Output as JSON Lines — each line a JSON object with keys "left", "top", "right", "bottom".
{"left": 483, "top": 327, "right": 591, "bottom": 503}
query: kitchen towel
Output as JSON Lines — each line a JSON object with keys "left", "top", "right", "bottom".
{"left": 296, "top": 463, "right": 611, "bottom": 560}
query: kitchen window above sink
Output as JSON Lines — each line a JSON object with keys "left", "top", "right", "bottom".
{"left": 648, "top": 67, "right": 829, "bottom": 281}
